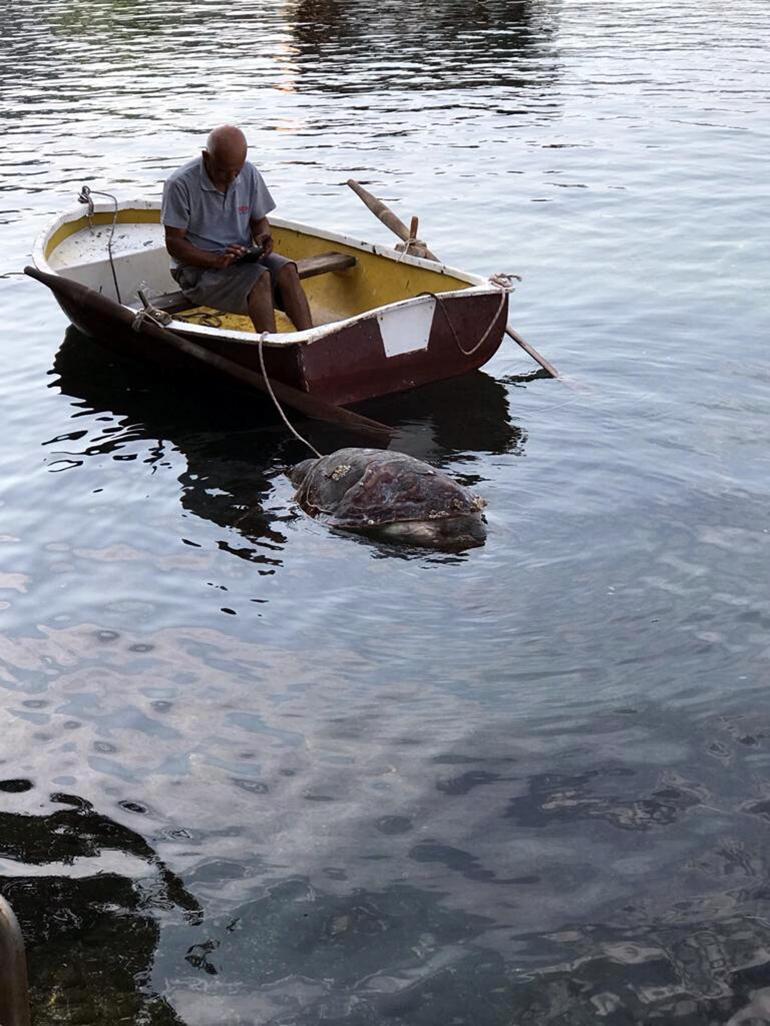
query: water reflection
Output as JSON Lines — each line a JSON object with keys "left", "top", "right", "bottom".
{"left": 159, "top": 877, "right": 499, "bottom": 1023}
{"left": 6, "top": 0, "right": 768, "bottom": 1019}
{"left": 47, "top": 327, "right": 525, "bottom": 563}
{"left": 289, "top": 0, "right": 561, "bottom": 94}
{"left": 0, "top": 786, "right": 199, "bottom": 1024}
{"left": 361, "top": 373, "right": 526, "bottom": 466}
{"left": 25, "top": 0, "right": 562, "bottom": 97}
{"left": 157, "top": 863, "right": 770, "bottom": 1024}
{"left": 47, "top": 328, "right": 293, "bottom": 565}
{"left": 6, "top": 705, "right": 770, "bottom": 1022}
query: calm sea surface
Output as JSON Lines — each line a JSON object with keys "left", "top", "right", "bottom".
{"left": 2, "top": 1, "right": 770, "bottom": 1022}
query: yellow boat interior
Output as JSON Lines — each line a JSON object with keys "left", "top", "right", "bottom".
{"left": 43, "top": 205, "right": 476, "bottom": 335}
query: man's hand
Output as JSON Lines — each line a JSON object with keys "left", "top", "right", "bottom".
{"left": 250, "top": 216, "right": 274, "bottom": 256}
{"left": 165, "top": 227, "right": 250, "bottom": 271}
{"left": 254, "top": 231, "right": 273, "bottom": 257}
{"left": 209, "top": 244, "right": 247, "bottom": 269}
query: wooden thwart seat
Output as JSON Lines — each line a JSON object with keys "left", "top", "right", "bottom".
{"left": 150, "top": 251, "right": 357, "bottom": 314}
{"left": 295, "top": 251, "right": 356, "bottom": 279}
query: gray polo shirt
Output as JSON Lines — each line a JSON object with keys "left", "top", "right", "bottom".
{"left": 161, "top": 157, "right": 276, "bottom": 267}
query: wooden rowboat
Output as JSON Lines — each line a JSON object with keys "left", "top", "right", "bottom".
{"left": 30, "top": 199, "right": 510, "bottom": 407}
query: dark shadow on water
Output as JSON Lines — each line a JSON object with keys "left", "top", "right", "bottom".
{"left": 48, "top": 327, "right": 293, "bottom": 566}
{"left": 359, "top": 373, "right": 526, "bottom": 467}
{"left": 0, "top": 787, "right": 200, "bottom": 1025}
{"left": 47, "top": 328, "right": 526, "bottom": 563}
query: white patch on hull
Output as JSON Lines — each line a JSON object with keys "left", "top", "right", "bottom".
{"left": 377, "top": 297, "right": 435, "bottom": 357}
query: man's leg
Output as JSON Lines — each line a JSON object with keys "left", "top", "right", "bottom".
{"left": 277, "top": 264, "right": 313, "bottom": 331}
{"left": 247, "top": 271, "right": 277, "bottom": 333}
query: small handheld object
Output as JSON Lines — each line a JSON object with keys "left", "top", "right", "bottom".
{"left": 235, "top": 243, "right": 265, "bottom": 264}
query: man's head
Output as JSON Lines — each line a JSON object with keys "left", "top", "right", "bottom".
{"left": 202, "top": 125, "right": 248, "bottom": 190}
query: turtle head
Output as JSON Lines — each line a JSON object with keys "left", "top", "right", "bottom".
{"left": 287, "top": 458, "right": 317, "bottom": 489}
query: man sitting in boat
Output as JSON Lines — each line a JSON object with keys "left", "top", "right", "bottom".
{"left": 161, "top": 125, "right": 312, "bottom": 333}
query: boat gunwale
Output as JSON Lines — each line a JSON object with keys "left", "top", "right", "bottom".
{"left": 33, "top": 200, "right": 506, "bottom": 348}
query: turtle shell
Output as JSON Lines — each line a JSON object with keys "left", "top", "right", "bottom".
{"left": 292, "top": 448, "right": 483, "bottom": 529}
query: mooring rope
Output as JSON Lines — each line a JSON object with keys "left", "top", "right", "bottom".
{"left": 257, "top": 334, "right": 322, "bottom": 458}
{"left": 420, "top": 272, "right": 520, "bottom": 358}
{"left": 130, "top": 305, "right": 322, "bottom": 457}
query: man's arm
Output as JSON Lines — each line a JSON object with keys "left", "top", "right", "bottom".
{"left": 250, "top": 216, "right": 274, "bottom": 256}
{"left": 164, "top": 226, "right": 246, "bottom": 269}
{"left": 162, "top": 174, "right": 246, "bottom": 269}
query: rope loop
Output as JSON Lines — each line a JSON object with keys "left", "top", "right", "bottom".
{"left": 180, "top": 311, "right": 223, "bottom": 328}
{"left": 489, "top": 272, "right": 521, "bottom": 293}
{"left": 419, "top": 270, "right": 518, "bottom": 358}
{"left": 395, "top": 237, "right": 428, "bottom": 263}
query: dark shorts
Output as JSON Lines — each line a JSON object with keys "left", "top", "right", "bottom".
{"left": 171, "top": 253, "right": 294, "bottom": 315}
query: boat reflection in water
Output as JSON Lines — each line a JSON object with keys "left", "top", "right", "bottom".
{"left": 34, "top": 0, "right": 561, "bottom": 100}
{"left": 49, "top": 328, "right": 527, "bottom": 562}
{"left": 359, "top": 372, "right": 529, "bottom": 469}
{"left": 289, "top": 0, "right": 561, "bottom": 95}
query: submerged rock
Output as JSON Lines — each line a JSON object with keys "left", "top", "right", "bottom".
{"left": 288, "top": 448, "right": 487, "bottom": 550}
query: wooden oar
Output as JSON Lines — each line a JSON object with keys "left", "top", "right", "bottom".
{"left": 346, "top": 180, "right": 439, "bottom": 262}
{"left": 346, "top": 179, "right": 559, "bottom": 378}
{"left": 503, "top": 323, "right": 559, "bottom": 379}
{"left": 24, "top": 266, "right": 394, "bottom": 445}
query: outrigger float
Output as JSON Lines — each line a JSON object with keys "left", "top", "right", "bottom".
{"left": 26, "top": 181, "right": 556, "bottom": 438}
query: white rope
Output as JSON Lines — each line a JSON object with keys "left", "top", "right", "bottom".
{"left": 490, "top": 272, "right": 520, "bottom": 292}
{"left": 426, "top": 271, "right": 520, "bottom": 358}
{"left": 257, "top": 334, "right": 322, "bottom": 458}
{"left": 395, "top": 235, "right": 435, "bottom": 263}
{"left": 132, "top": 304, "right": 322, "bottom": 456}
{"left": 395, "top": 236, "right": 423, "bottom": 262}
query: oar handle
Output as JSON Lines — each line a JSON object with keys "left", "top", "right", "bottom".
{"left": 347, "top": 180, "right": 439, "bottom": 262}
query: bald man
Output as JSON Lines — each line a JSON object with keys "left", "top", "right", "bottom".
{"left": 161, "top": 125, "right": 312, "bottom": 333}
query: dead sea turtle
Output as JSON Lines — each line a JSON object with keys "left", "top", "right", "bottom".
{"left": 288, "top": 448, "right": 487, "bottom": 550}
